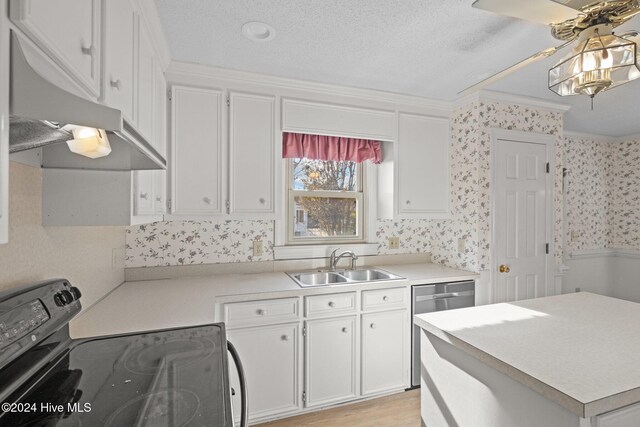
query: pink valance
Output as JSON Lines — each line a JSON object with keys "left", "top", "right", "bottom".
{"left": 282, "top": 132, "right": 382, "bottom": 164}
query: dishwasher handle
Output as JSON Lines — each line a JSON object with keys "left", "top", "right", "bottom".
{"left": 415, "top": 290, "right": 474, "bottom": 302}
{"left": 227, "top": 340, "right": 248, "bottom": 427}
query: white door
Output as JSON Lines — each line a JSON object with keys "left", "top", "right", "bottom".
{"left": 228, "top": 323, "right": 300, "bottom": 422}
{"left": 361, "top": 309, "right": 407, "bottom": 396}
{"left": 493, "top": 136, "right": 551, "bottom": 303}
{"left": 305, "top": 316, "right": 357, "bottom": 407}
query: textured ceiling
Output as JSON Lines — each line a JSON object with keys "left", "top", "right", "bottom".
{"left": 154, "top": 0, "right": 640, "bottom": 137}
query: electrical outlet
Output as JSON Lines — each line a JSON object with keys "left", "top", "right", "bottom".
{"left": 253, "top": 240, "right": 264, "bottom": 257}
{"left": 571, "top": 230, "right": 580, "bottom": 242}
{"left": 388, "top": 236, "right": 400, "bottom": 250}
{"left": 458, "top": 238, "right": 466, "bottom": 253}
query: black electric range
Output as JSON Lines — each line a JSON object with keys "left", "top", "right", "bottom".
{"left": 0, "top": 279, "right": 247, "bottom": 427}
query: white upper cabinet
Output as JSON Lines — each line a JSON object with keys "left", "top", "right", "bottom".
{"left": 0, "top": 19, "right": 7, "bottom": 244}
{"left": 229, "top": 91, "right": 276, "bottom": 217}
{"left": 136, "top": 18, "right": 156, "bottom": 143}
{"left": 9, "top": 0, "right": 102, "bottom": 98}
{"left": 396, "top": 113, "right": 450, "bottom": 218}
{"left": 102, "top": 0, "right": 136, "bottom": 122}
{"left": 170, "top": 85, "right": 224, "bottom": 215}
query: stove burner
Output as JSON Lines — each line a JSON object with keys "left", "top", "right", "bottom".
{"left": 104, "top": 388, "right": 200, "bottom": 427}
{"left": 73, "top": 338, "right": 129, "bottom": 361}
{"left": 124, "top": 338, "right": 216, "bottom": 375}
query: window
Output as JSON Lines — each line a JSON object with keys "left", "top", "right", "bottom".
{"left": 287, "top": 158, "right": 364, "bottom": 244}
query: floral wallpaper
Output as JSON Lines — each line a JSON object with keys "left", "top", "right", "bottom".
{"left": 126, "top": 100, "right": 568, "bottom": 271}
{"left": 564, "top": 136, "right": 611, "bottom": 252}
{"left": 607, "top": 139, "right": 640, "bottom": 249}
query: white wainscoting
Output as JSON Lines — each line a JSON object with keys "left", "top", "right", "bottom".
{"left": 565, "top": 249, "right": 640, "bottom": 303}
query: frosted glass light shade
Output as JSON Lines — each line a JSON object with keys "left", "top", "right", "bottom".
{"left": 66, "top": 127, "right": 111, "bottom": 159}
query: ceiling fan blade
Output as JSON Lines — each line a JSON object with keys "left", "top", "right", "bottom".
{"left": 550, "top": 0, "right": 596, "bottom": 11}
{"left": 473, "top": 0, "right": 580, "bottom": 25}
{"left": 457, "top": 41, "right": 572, "bottom": 96}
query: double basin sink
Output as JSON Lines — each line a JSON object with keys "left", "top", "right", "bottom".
{"left": 287, "top": 268, "right": 404, "bottom": 288}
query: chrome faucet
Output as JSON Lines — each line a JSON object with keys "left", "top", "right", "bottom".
{"left": 329, "top": 248, "right": 358, "bottom": 270}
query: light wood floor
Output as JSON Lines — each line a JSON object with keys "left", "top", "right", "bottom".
{"left": 256, "top": 389, "right": 420, "bottom": 427}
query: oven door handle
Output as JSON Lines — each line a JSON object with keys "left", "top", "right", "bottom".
{"left": 227, "top": 341, "right": 248, "bottom": 427}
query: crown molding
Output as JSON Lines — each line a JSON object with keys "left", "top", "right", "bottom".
{"left": 563, "top": 130, "right": 619, "bottom": 143}
{"left": 137, "top": 0, "right": 172, "bottom": 69}
{"left": 563, "top": 130, "right": 640, "bottom": 143}
{"left": 453, "top": 90, "right": 572, "bottom": 113}
{"left": 166, "top": 61, "right": 453, "bottom": 112}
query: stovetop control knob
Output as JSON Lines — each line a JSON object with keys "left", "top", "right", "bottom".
{"left": 59, "top": 290, "right": 74, "bottom": 305}
{"left": 70, "top": 287, "right": 82, "bottom": 300}
{"left": 53, "top": 293, "right": 65, "bottom": 307}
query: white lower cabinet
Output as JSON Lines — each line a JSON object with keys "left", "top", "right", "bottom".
{"left": 361, "top": 309, "right": 407, "bottom": 396}
{"left": 228, "top": 323, "right": 300, "bottom": 423}
{"left": 304, "top": 316, "right": 358, "bottom": 408}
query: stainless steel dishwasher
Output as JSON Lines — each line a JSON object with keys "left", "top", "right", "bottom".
{"left": 411, "top": 280, "right": 475, "bottom": 387}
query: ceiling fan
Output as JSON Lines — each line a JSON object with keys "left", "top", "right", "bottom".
{"left": 459, "top": 0, "right": 640, "bottom": 100}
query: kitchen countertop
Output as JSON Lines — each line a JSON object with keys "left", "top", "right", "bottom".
{"left": 70, "top": 262, "right": 477, "bottom": 339}
{"left": 414, "top": 292, "right": 640, "bottom": 418}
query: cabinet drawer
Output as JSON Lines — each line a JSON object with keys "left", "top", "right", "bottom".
{"left": 362, "top": 287, "right": 406, "bottom": 311}
{"left": 305, "top": 293, "right": 356, "bottom": 317}
{"left": 224, "top": 298, "right": 299, "bottom": 328}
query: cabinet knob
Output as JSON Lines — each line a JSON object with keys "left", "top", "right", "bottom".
{"left": 370, "top": 323, "right": 376, "bottom": 329}
{"left": 259, "top": 198, "right": 265, "bottom": 205}
{"left": 281, "top": 335, "right": 290, "bottom": 341}
{"left": 110, "top": 79, "right": 122, "bottom": 90}
{"left": 382, "top": 296, "right": 389, "bottom": 302}
{"left": 81, "top": 44, "right": 96, "bottom": 57}
{"left": 328, "top": 301, "right": 335, "bottom": 308}
{"left": 406, "top": 200, "right": 411, "bottom": 205}
{"left": 341, "top": 327, "right": 349, "bottom": 333}
{"left": 203, "top": 197, "right": 214, "bottom": 205}
{"left": 156, "top": 196, "right": 162, "bottom": 202}
{"left": 256, "top": 309, "right": 265, "bottom": 315}
{"left": 140, "top": 192, "right": 149, "bottom": 200}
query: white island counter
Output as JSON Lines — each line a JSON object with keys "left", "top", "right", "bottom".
{"left": 414, "top": 292, "right": 640, "bottom": 427}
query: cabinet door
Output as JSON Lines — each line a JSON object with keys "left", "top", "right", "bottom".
{"left": 228, "top": 323, "right": 300, "bottom": 422}
{"left": 170, "top": 86, "right": 224, "bottom": 215}
{"left": 10, "top": 0, "right": 101, "bottom": 97}
{"left": 361, "top": 309, "right": 407, "bottom": 395}
{"left": 229, "top": 92, "right": 276, "bottom": 216}
{"left": 133, "top": 171, "right": 154, "bottom": 216}
{"left": 136, "top": 20, "right": 156, "bottom": 142}
{"left": 305, "top": 316, "right": 357, "bottom": 407}
{"left": 397, "top": 113, "right": 450, "bottom": 217}
{"left": 103, "top": 0, "right": 136, "bottom": 122}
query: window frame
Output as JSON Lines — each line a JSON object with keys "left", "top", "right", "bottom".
{"left": 286, "top": 158, "right": 365, "bottom": 245}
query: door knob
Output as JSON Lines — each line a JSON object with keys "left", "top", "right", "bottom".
{"left": 499, "top": 264, "right": 511, "bottom": 273}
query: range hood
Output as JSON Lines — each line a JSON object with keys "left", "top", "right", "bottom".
{"left": 9, "top": 32, "right": 166, "bottom": 171}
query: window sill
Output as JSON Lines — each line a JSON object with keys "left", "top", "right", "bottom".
{"left": 273, "top": 243, "right": 378, "bottom": 260}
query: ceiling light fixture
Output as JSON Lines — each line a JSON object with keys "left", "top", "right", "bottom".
{"left": 549, "top": 25, "right": 640, "bottom": 104}
{"left": 241, "top": 21, "right": 276, "bottom": 42}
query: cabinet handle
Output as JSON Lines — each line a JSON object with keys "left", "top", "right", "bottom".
{"left": 140, "top": 192, "right": 149, "bottom": 200}
{"left": 110, "top": 79, "right": 122, "bottom": 90}
{"left": 341, "top": 327, "right": 349, "bottom": 333}
{"left": 370, "top": 323, "right": 376, "bottom": 329}
{"left": 281, "top": 335, "right": 290, "bottom": 341}
{"left": 328, "top": 301, "right": 335, "bottom": 308}
{"left": 256, "top": 309, "right": 265, "bottom": 315}
{"left": 382, "top": 296, "right": 389, "bottom": 302}
{"left": 259, "top": 198, "right": 265, "bottom": 205}
{"left": 203, "top": 197, "right": 214, "bottom": 205}
{"left": 81, "top": 44, "right": 96, "bottom": 57}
